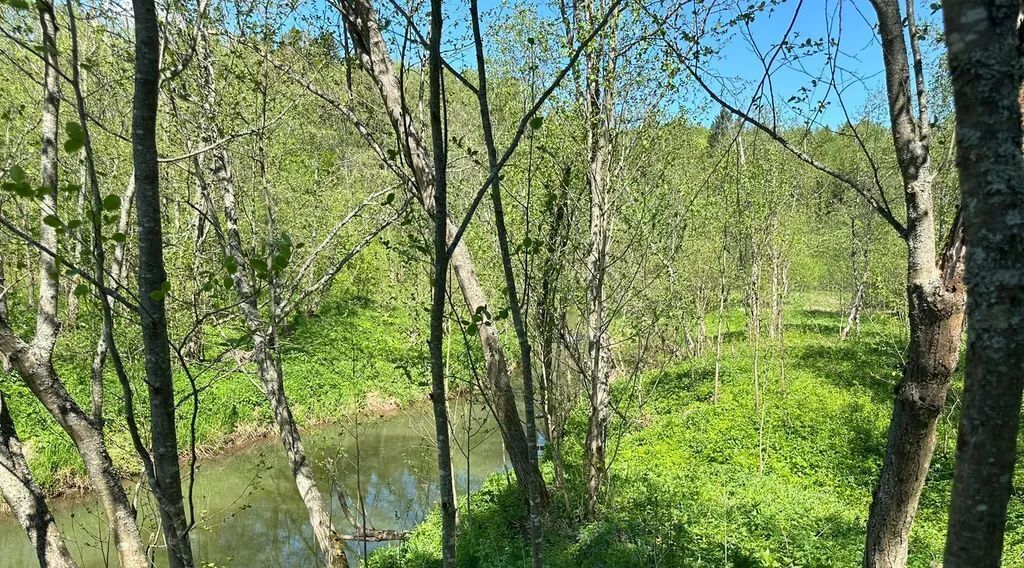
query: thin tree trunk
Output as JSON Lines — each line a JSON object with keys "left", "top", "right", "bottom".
{"left": 130, "top": 0, "right": 193, "bottom": 563}
{"left": 580, "top": 0, "right": 618, "bottom": 517}
{"left": 467, "top": 1, "right": 544, "bottom": 563}
{"left": 89, "top": 178, "right": 136, "bottom": 428}
{"left": 426, "top": 0, "right": 458, "bottom": 561}
{"left": 713, "top": 224, "right": 728, "bottom": 404}
{"left": 941, "top": 3, "right": 1024, "bottom": 565}
{"left": 0, "top": 392, "right": 77, "bottom": 568}
{"left": 538, "top": 167, "right": 570, "bottom": 487}
{"left": 841, "top": 216, "right": 871, "bottom": 340}
{"left": 191, "top": 33, "right": 346, "bottom": 566}
{"left": 65, "top": 160, "right": 86, "bottom": 328}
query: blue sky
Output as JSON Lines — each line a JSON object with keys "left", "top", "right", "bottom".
{"left": 287, "top": 0, "right": 941, "bottom": 127}
{"left": 703, "top": 0, "right": 895, "bottom": 126}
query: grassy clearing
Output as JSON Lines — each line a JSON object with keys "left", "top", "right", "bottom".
{"left": 371, "top": 300, "right": 1023, "bottom": 568}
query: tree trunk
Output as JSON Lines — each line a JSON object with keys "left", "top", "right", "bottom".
{"left": 538, "top": 167, "right": 570, "bottom": 488}
{"left": 863, "top": 2, "right": 967, "bottom": 566}
{"left": 0, "top": 342, "right": 149, "bottom": 568}
{"left": 578, "top": 0, "right": 618, "bottom": 517}
{"left": 192, "top": 33, "right": 347, "bottom": 565}
{"left": 427, "top": 0, "right": 459, "bottom": 561}
{"left": 130, "top": 0, "right": 193, "bottom": 564}
{"left": 467, "top": 1, "right": 545, "bottom": 562}
{"left": 713, "top": 225, "right": 729, "bottom": 404}
{"left": 941, "top": 2, "right": 1024, "bottom": 565}
{"left": 89, "top": 178, "right": 136, "bottom": 429}
{"left": 0, "top": 6, "right": 151, "bottom": 566}
{"left": 583, "top": 136, "right": 613, "bottom": 518}
{"left": 0, "top": 392, "right": 77, "bottom": 568}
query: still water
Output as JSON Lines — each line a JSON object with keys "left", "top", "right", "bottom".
{"left": 0, "top": 402, "right": 509, "bottom": 567}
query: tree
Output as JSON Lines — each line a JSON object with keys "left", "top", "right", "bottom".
{"left": 664, "top": 1, "right": 967, "bottom": 564}
{"left": 130, "top": 0, "right": 195, "bottom": 563}
{"left": 941, "top": 1, "right": 1024, "bottom": 565}
{"left": 334, "top": 0, "right": 547, "bottom": 511}
{"left": 0, "top": 4, "right": 149, "bottom": 565}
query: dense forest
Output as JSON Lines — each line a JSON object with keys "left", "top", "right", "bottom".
{"left": 0, "top": 0, "right": 1021, "bottom": 566}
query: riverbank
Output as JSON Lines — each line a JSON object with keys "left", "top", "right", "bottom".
{"left": 4, "top": 293, "right": 431, "bottom": 496}
{"left": 368, "top": 303, "right": 1024, "bottom": 568}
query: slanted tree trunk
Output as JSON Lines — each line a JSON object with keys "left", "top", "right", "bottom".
{"left": 941, "top": 2, "right": 1024, "bottom": 565}
{"left": 0, "top": 392, "right": 77, "bottom": 568}
{"left": 192, "top": 30, "right": 347, "bottom": 567}
{"left": 339, "top": 0, "right": 546, "bottom": 502}
{"left": 862, "top": 2, "right": 967, "bottom": 566}
{"left": 89, "top": 178, "right": 136, "bottom": 428}
{"left": 130, "top": 0, "right": 194, "bottom": 564}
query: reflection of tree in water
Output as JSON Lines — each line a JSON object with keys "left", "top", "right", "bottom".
{"left": 1, "top": 407, "right": 511, "bottom": 567}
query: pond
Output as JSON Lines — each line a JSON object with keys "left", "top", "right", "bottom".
{"left": 0, "top": 400, "right": 511, "bottom": 567}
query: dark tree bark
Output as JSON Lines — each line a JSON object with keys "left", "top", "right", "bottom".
{"left": 862, "top": 3, "right": 967, "bottom": 567}
{"left": 941, "top": 2, "right": 1024, "bottom": 566}
{"left": 130, "top": 0, "right": 194, "bottom": 565}
{"left": 426, "top": 0, "right": 459, "bottom": 561}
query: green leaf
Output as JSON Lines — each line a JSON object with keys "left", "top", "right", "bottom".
{"left": 529, "top": 115, "right": 544, "bottom": 130}
{"left": 222, "top": 256, "right": 238, "bottom": 275}
{"left": 64, "top": 122, "right": 85, "bottom": 153}
{"left": 8, "top": 165, "right": 25, "bottom": 183}
{"left": 73, "top": 283, "right": 91, "bottom": 297}
{"left": 384, "top": 192, "right": 395, "bottom": 205}
{"left": 2, "top": 0, "right": 31, "bottom": 11}
{"left": 102, "top": 194, "right": 121, "bottom": 211}
{"left": 110, "top": 232, "right": 126, "bottom": 243}
{"left": 148, "top": 281, "right": 171, "bottom": 301}
{"left": 43, "top": 214, "right": 61, "bottom": 228}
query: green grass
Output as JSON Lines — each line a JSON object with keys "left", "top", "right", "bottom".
{"left": 370, "top": 300, "right": 1024, "bottom": 568}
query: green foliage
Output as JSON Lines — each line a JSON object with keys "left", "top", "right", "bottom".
{"left": 369, "top": 300, "right": 991, "bottom": 568}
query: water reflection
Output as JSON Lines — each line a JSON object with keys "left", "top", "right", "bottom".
{"left": 0, "top": 403, "right": 508, "bottom": 567}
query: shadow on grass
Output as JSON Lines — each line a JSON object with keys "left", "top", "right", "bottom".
{"left": 791, "top": 338, "right": 901, "bottom": 406}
